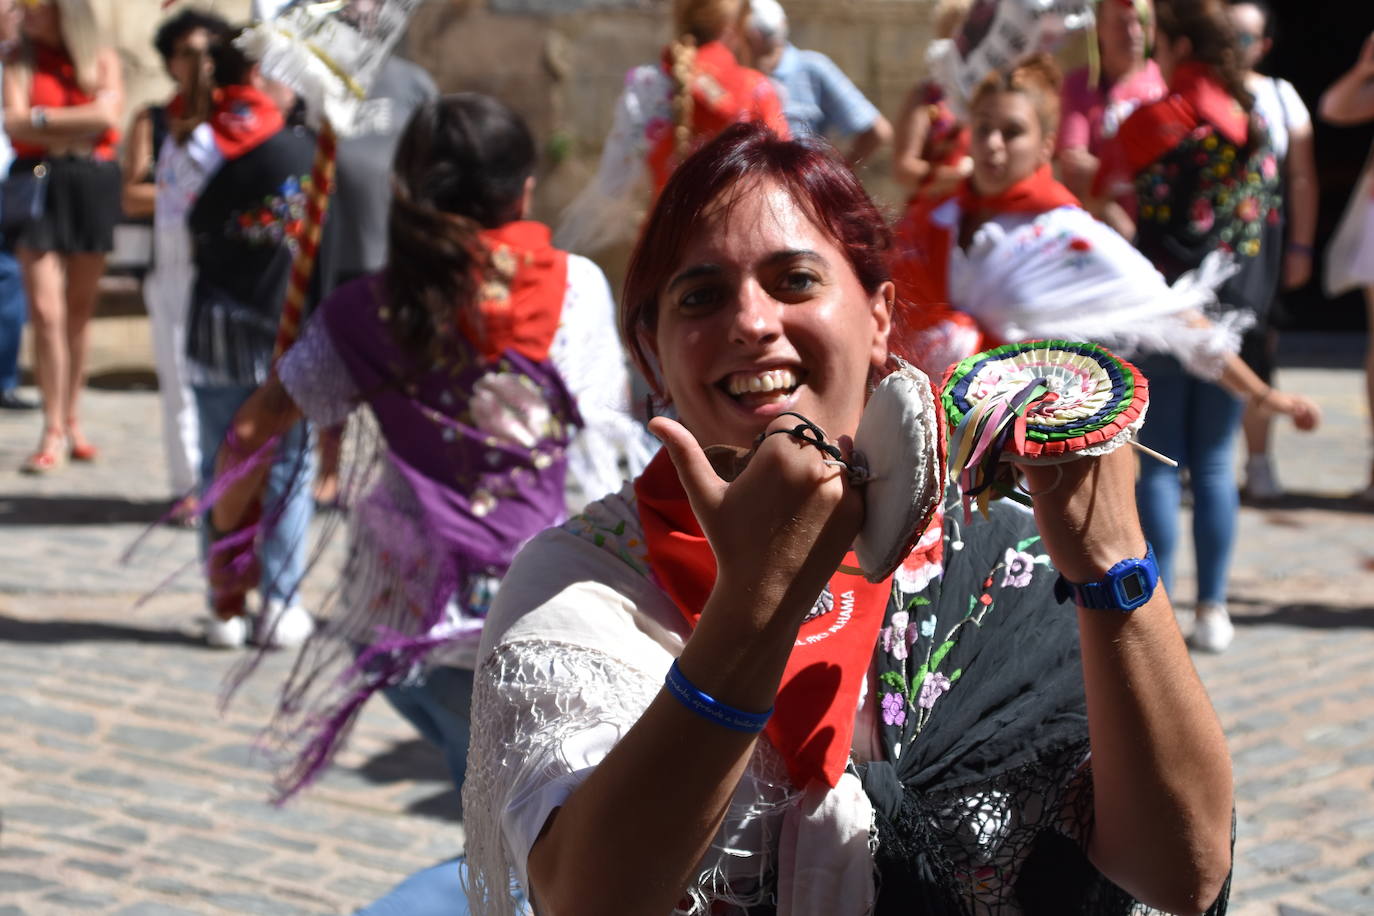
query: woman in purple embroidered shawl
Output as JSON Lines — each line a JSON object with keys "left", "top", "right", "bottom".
{"left": 204, "top": 93, "right": 642, "bottom": 805}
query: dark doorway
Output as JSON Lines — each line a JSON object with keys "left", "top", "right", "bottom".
{"left": 1266, "top": 1, "right": 1374, "bottom": 331}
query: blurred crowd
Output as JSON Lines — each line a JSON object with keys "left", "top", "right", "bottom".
{"left": 3, "top": 0, "right": 1374, "bottom": 911}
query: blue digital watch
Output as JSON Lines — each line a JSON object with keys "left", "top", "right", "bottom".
{"left": 1053, "top": 543, "right": 1159, "bottom": 612}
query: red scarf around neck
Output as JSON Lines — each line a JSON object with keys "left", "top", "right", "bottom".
{"left": 956, "top": 162, "right": 1082, "bottom": 220}
{"left": 634, "top": 449, "right": 892, "bottom": 788}
{"left": 466, "top": 220, "right": 568, "bottom": 363}
{"left": 209, "top": 84, "right": 285, "bottom": 159}
{"left": 891, "top": 164, "right": 1078, "bottom": 355}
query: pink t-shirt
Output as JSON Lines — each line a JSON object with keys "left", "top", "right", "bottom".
{"left": 1057, "top": 59, "right": 1167, "bottom": 157}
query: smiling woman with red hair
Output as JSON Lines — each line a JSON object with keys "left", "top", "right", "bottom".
{"left": 463, "top": 122, "right": 1236, "bottom": 916}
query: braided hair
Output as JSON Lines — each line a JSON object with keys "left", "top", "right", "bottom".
{"left": 668, "top": 0, "right": 747, "bottom": 159}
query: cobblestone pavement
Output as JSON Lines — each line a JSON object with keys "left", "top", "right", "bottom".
{"left": 2, "top": 334, "right": 1373, "bottom": 914}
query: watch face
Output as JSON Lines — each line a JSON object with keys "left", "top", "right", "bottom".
{"left": 1120, "top": 571, "right": 1146, "bottom": 603}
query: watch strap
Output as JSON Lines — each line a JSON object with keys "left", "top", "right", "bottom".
{"left": 1053, "top": 542, "right": 1159, "bottom": 612}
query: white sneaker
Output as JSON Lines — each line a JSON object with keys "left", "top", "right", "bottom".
{"left": 1242, "top": 456, "right": 1283, "bottom": 500}
{"left": 257, "top": 599, "right": 315, "bottom": 649}
{"left": 205, "top": 614, "right": 249, "bottom": 649}
{"left": 1189, "top": 602, "right": 1235, "bottom": 653}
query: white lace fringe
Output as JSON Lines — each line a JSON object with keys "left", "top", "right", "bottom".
{"left": 462, "top": 640, "right": 802, "bottom": 915}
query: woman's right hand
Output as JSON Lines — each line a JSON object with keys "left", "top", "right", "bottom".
{"left": 650, "top": 415, "right": 864, "bottom": 630}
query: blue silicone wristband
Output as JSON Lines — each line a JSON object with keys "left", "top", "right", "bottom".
{"left": 664, "top": 660, "right": 772, "bottom": 733}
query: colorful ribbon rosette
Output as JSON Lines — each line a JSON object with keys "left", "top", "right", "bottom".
{"left": 941, "top": 339, "right": 1165, "bottom": 517}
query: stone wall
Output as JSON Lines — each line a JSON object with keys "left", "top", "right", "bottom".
{"left": 403, "top": 0, "right": 940, "bottom": 220}
{"left": 101, "top": 0, "right": 938, "bottom": 209}
{"left": 99, "top": 0, "right": 938, "bottom": 289}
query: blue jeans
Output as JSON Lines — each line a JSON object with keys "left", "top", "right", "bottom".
{"left": 353, "top": 857, "right": 530, "bottom": 915}
{"left": 357, "top": 669, "right": 530, "bottom": 915}
{"left": 0, "top": 249, "right": 26, "bottom": 391}
{"left": 194, "top": 384, "right": 315, "bottom": 608}
{"left": 380, "top": 665, "right": 475, "bottom": 792}
{"left": 353, "top": 858, "right": 470, "bottom": 915}
{"left": 1134, "top": 356, "right": 1245, "bottom": 605}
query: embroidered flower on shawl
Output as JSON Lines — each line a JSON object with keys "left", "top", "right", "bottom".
{"left": 1261, "top": 154, "right": 1278, "bottom": 181}
{"left": 882, "top": 691, "right": 907, "bottom": 726}
{"left": 917, "top": 672, "right": 952, "bottom": 709}
{"left": 1190, "top": 198, "right": 1215, "bottom": 234}
{"left": 920, "top": 614, "right": 937, "bottom": 638}
{"left": 1000, "top": 548, "right": 1037, "bottom": 588}
{"left": 1236, "top": 196, "right": 1260, "bottom": 223}
{"left": 881, "top": 611, "right": 910, "bottom": 661}
{"left": 470, "top": 373, "right": 553, "bottom": 449}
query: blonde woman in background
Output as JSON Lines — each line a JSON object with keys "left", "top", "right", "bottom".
{"left": 554, "top": 0, "right": 789, "bottom": 256}
{"left": 2, "top": 0, "right": 122, "bottom": 473}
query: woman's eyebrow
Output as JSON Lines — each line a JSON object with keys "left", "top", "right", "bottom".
{"left": 666, "top": 263, "right": 723, "bottom": 292}
{"left": 763, "top": 249, "right": 824, "bottom": 267}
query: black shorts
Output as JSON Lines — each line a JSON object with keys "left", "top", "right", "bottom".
{"left": 10, "top": 155, "right": 122, "bottom": 254}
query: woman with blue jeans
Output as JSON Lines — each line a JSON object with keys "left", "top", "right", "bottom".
{"left": 1134, "top": 355, "right": 1245, "bottom": 629}
{"left": 1096, "top": 0, "right": 1318, "bottom": 651}
{"left": 183, "top": 30, "right": 320, "bottom": 649}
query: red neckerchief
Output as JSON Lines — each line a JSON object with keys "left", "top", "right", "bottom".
{"left": 890, "top": 164, "right": 1077, "bottom": 356}
{"left": 465, "top": 221, "right": 568, "bottom": 363}
{"left": 634, "top": 449, "right": 893, "bottom": 788}
{"left": 208, "top": 84, "right": 285, "bottom": 159}
{"left": 1105, "top": 62, "right": 1250, "bottom": 184}
{"left": 956, "top": 163, "right": 1082, "bottom": 218}
{"left": 645, "top": 40, "right": 788, "bottom": 192}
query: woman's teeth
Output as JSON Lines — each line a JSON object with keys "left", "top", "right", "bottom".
{"left": 726, "top": 368, "right": 798, "bottom": 396}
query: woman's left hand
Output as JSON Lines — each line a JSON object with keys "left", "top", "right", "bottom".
{"left": 1265, "top": 391, "right": 1322, "bottom": 431}
{"left": 1018, "top": 446, "right": 1148, "bottom": 584}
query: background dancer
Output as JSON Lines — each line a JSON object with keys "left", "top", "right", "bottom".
{"left": 205, "top": 90, "right": 645, "bottom": 820}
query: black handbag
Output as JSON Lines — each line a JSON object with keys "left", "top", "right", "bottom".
{"left": 0, "top": 161, "right": 49, "bottom": 234}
